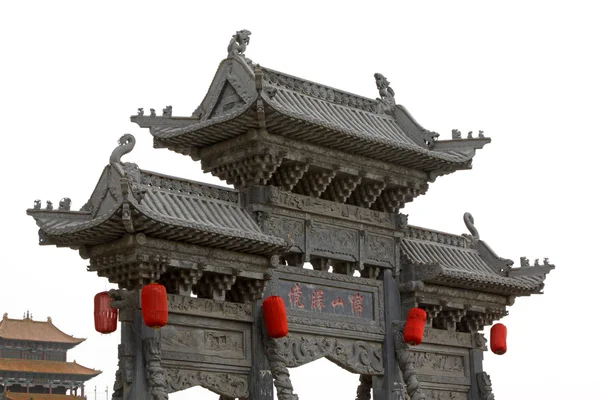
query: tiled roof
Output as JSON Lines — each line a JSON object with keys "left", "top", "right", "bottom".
{"left": 0, "top": 316, "right": 84, "bottom": 345}
{"left": 401, "top": 229, "right": 547, "bottom": 295}
{"left": 27, "top": 168, "right": 286, "bottom": 255}
{"left": 135, "top": 58, "right": 487, "bottom": 173}
{"left": 7, "top": 393, "right": 85, "bottom": 400}
{"left": 0, "top": 359, "right": 100, "bottom": 376}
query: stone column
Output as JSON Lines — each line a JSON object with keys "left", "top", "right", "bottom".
{"left": 372, "top": 268, "right": 405, "bottom": 400}
{"left": 249, "top": 298, "right": 274, "bottom": 400}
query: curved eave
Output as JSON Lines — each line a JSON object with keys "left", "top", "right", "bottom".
{"left": 150, "top": 101, "right": 475, "bottom": 174}
{"left": 149, "top": 97, "right": 259, "bottom": 144}
{"left": 30, "top": 204, "right": 285, "bottom": 256}
{"left": 425, "top": 269, "right": 546, "bottom": 296}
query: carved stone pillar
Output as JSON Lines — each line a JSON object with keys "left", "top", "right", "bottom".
{"left": 372, "top": 268, "right": 406, "bottom": 400}
{"left": 264, "top": 337, "right": 298, "bottom": 400}
{"left": 109, "top": 289, "right": 159, "bottom": 400}
{"left": 392, "top": 322, "right": 425, "bottom": 400}
{"left": 355, "top": 374, "right": 372, "bottom": 400}
{"left": 249, "top": 297, "right": 274, "bottom": 400}
{"left": 468, "top": 348, "right": 495, "bottom": 400}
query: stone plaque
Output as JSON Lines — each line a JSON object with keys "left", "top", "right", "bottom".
{"left": 161, "top": 324, "right": 244, "bottom": 359}
{"left": 278, "top": 280, "right": 374, "bottom": 321}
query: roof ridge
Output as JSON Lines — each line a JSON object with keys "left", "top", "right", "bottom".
{"left": 262, "top": 67, "right": 380, "bottom": 113}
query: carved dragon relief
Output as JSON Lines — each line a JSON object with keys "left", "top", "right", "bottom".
{"left": 271, "top": 333, "right": 384, "bottom": 375}
{"left": 476, "top": 372, "right": 495, "bottom": 400}
{"left": 392, "top": 321, "right": 426, "bottom": 400}
{"left": 143, "top": 338, "right": 168, "bottom": 400}
{"left": 264, "top": 337, "right": 299, "bottom": 400}
{"left": 165, "top": 368, "right": 248, "bottom": 398}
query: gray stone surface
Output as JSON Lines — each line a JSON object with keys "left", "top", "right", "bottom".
{"left": 25, "top": 30, "right": 555, "bottom": 400}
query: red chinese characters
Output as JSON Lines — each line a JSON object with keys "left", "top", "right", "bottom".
{"left": 288, "top": 283, "right": 305, "bottom": 309}
{"left": 311, "top": 289, "right": 325, "bottom": 312}
{"left": 349, "top": 292, "right": 364, "bottom": 318}
{"left": 331, "top": 297, "right": 345, "bottom": 313}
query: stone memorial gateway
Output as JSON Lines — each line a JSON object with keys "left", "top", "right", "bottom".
{"left": 26, "top": 30, "right": 554, "bottom": 400}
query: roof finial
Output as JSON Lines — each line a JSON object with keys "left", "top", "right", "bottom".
{"left": 24, "top": 310, "right": 31, "bottom": 320}
{"left": 109, "top": 134, "right": 136, "bottom": 165}
{"left": 227, "top": 29, "right": 252, "bottom": 58}
{"left": 3, "top": 313, "right": 7, "bottom": 320}
{"left": 463, "top": 212, "right": 480, "bottom": 240}
{"left": 374, "top": 73, "right": 396, "bottom": 103}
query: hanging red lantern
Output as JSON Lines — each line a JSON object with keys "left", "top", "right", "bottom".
{"left": 490, "top": 323, "right": 507, "bottom": 355}
{"left": 404, "top": 307, "right": 427, "bottom": 346}
{"left": 141, "top": 283, "right": 168, "bottom": 329}
{"left": 94, "top": 291, "right": 118, "bottom": 334}
{"left": 262, "top": 296, "right": 288, "bottom": 338}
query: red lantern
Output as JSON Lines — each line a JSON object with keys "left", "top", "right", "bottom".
{"left": 141, "top": 283, "right": 168, "bottom": 329}
{"left": 263, "top": 296, "right": 288, "bottom": 338}
{"left": 490, "top": 323, "right": 507, "bottom": 355}
{"left": 404, "top": 307, "right": 427, "bottom": 346}
{"left": 94, "top": 291, "right": 118, "bottom": 334}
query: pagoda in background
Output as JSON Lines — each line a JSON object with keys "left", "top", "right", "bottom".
{"left": 0, "top": 312, "right": 100, "bottom": 400}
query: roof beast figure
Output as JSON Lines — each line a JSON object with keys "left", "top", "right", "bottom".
{"left": 227, "top": 29, "right": 251, "bottom": 58}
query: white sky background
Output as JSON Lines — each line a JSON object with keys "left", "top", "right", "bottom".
{"left": 1, "top": 1, "right": 599, "bottom": 399}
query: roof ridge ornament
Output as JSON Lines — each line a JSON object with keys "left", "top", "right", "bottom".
{"left": 463, "top": 212, "right": 480, "bottom": 240}
{"left": 227, "top": 29, "right": 251, "bottom": 58}
{"left": 374, "top": 73, "right": 396, "bottom": 113}
{"left": 110, "top": 134, "right": 136, "bottom": 165}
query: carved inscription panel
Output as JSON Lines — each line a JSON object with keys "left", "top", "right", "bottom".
{"left": 271, "top": 266, "right": 384, "bottom": 335}
{"left": 161, "top": 324, "right": 245, "bottom": 360}
{"left": 278, "top": 280, "right": 374, "bottom": 321}
{"left": 409, "top": 345, "right": 470, "bottom": 387}
{"left": 410, "top": 352, "right": 465, "bottom": 376}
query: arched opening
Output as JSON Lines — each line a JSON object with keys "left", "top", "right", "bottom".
{"left": 288, "top": 358, "right": 367, "bottom": 399}
{"left": 169, "top": 385, "right": 217, "bottom": 400}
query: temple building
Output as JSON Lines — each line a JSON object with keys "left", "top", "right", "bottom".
{"left": 0, "top": 312, "right": 100, "bottom": 400}
{"left": 25, "top": 30, "right": 554, "bottom": 400}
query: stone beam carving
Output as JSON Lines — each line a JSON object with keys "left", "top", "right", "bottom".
{"left": 274, "top": 333, "right": 384, "bottom": 375}
{"left": 321, "top": 174, "right": 363, "bottom": 203}
{"left": 476, "top": 372, "right": 495, "bottom": 400}
{"left": 392, "top": 321, "right": 426, "bottom": 400}
{"left": 165, "top": 369, "right": 248, "bottom": 398}
{"left": 355, "top": 374, "right": 372, "bottom": 400}
{"left": 268, "top": 162, "right": 310, "bottom": 192}
{"left": 347, "top": 181, "right": 386, "bottom": 209}
{"left": 264, "top": 337, "right": 299, "bottom": 400}
{"left": 143, "top": 338, "right": 168, "bottom": 400}
{"left": 292, "top": 168, "right": 337, "bottom": 197}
